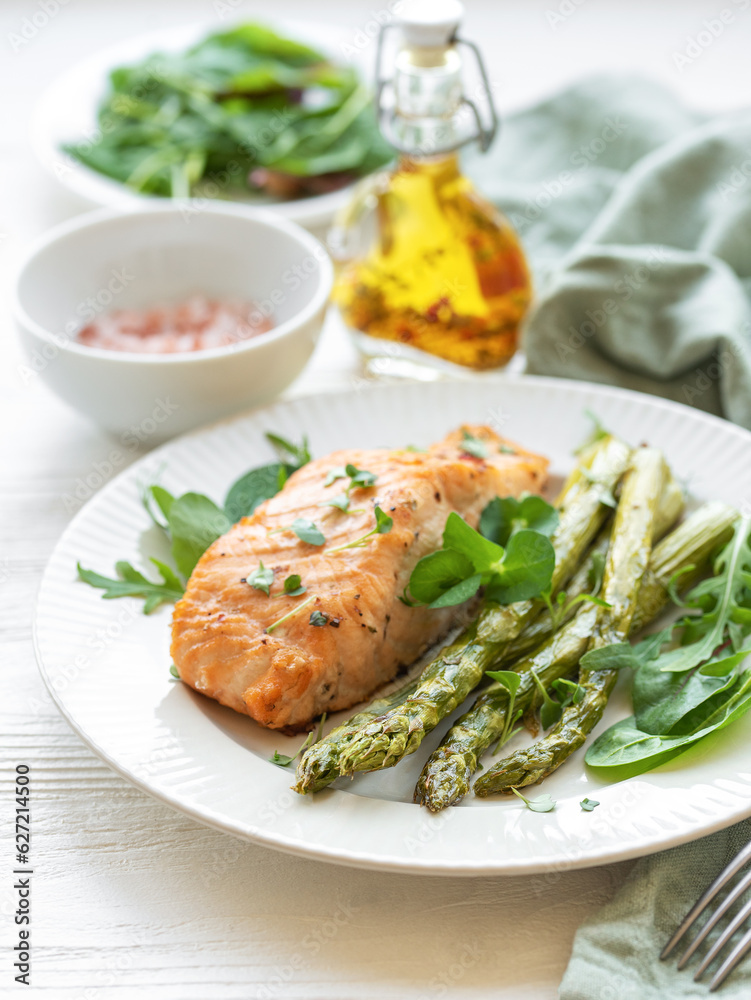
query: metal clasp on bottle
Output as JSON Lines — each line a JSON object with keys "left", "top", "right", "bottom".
{"left": 375, "top": 25, "right": 499, "bottom": 155}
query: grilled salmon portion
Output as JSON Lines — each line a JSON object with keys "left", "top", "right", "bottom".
{"left": 171, "top": 425, "right": 548, "bottom": 730}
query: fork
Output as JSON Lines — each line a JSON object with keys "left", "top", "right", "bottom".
{"left": 661, "top": 840, "right": 751, "bottom": 990}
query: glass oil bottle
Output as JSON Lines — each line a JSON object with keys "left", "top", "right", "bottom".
{"left": 329, "top": 0, "right": 532, "bottom": 373}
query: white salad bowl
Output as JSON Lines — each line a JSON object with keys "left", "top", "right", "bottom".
{"left": 12, "top": 204, "right": 333, "bottom": 439}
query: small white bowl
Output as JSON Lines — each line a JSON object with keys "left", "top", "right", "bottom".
{"left": 12, "top": 204, "right": 333, "bottom": 439}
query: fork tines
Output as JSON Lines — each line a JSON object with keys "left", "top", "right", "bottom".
{"left": 661, "top": 840, "right": 751, "bottom": 991}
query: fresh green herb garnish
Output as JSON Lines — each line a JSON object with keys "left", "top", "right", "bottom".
{"left": 169, "top": 664, "right": 180, "bottom": 679}
{"left": 77, "top": 559, "right": 184, "bottom": 614}
{"left": 309, "top": 610, "right": 329, "bottom": 626}
{"left": 404, "top": 512, "right": 555, "bottom": 609}
{"left": 270, "top": 712, "right": 327, "bottom": 767}
{"left": 586, "top": 518, "right": 751, "bottom": 777}
{"left": 270, "top": 517, "right": 325, "bottom": 546}
{"left": 530, "top": 669, "right": 565, "bottom": 730}
{"left": 247, "top": 561, "right": 274, "bottom": 595}
{"left": 460, "top": 431, "right": 489, "bottom": 459}
{"left": 265, "top": 595, "right": 315, "bottom": 634}
{"left": 580, "top": 798, "right": 600, "bottom": 811}
{"left": 510, "top": 788, "right": 556, "bottom": 813}
{"left": 284, "top": 574, "right": 306, "bottom": 596}
{"left": 575, "top": 409, "right": 610, "bottom": 454}
{"left": 328, "top": 506, "right": 393, "bottom": 552}
{"left": 579, "top": 643, "right": 642, "bottom": 673}
{"left": 486, "top": 670, "right": 523, "bottom": 753}
{"left": 224, "top": 432, "right": 310, "bottom": 521}
{"left": 320, "top": 493, "right": 352, "bottom": 513}
{"left": 480, "top": 494, "right": 559, "bottom": 548}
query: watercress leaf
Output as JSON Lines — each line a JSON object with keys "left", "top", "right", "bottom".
{"left": 552, "top": 677, "right": 586, "bottom": 706}
{"left": 291, "top": 518, "right": 325, "bottom": 546}
{"left": 479, "top": 496, "right": 557, "bottom": 547}
{"left": 325, "top": 466, "right": 348, "bottom": 487}
{"left": 443, "top": 511, "right": 505, "bottom": 574}
{"left": 247, "top": 561, "right": 274, "bottom": 595}
{"left": 484, "top": 530, "right": 555, "bottom": 605}
{"left": 374, "top": 506, "right": 393, "bottom": 534}
{"left": 486, "top": 669, "right": 521, "bottom": 698}
{"left": 428, "top": 573, "right": 483, "bottom": 608}
{"left": 408, "top": 549, "right": 476, "bottom": 606}
{"left": 77, "top": 558, "right": 184, "bottom": 614}
{"left": 580, "top": 643, "right": 642, "bottom": 673}
{"left": 168, "top": 492, "right": 232, "bottom": 577}
{"left": 264, "top": 431, "right": 311, "bottom": 467}
{"left": 224, "top": 462, "right": 294, "bottom": 521}
{"left": 580, "top": 798, "right": 600, "bottom": 811}
{"left": 460, "top": 430, "right": 489, "bottom": 459}
{"left": 284, "top": 574, "right": 306, "bottom": 596}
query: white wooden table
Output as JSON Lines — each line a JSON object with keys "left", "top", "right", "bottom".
{"left": 2, "top": 2, "right": 746, "bottom": 996}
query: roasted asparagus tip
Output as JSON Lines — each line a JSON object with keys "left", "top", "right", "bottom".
{"left": 414, "top": 750, "right": 474, "bottom": 811}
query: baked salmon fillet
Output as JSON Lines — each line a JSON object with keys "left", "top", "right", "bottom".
{"left": 171, "top": 425, "right": 548, "bottom": 730}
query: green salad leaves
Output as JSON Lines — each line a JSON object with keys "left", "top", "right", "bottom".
{"left": 63, "top": 23, "right": 393, "bottom": 199}
{"left": 586, "top": 517, "right": 751, "bottom": 777}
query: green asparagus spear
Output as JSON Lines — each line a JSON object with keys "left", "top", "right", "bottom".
{"left": 473, "top": 447, "right": 666, "bottom": 796}
{"left": 329, "top": 437, "right": 632, "bottom": 779}
{"left": 415, "top": 501, "right": 737, "bottom": 810}
{"left": 292, "top": 677, "right": 420, "bottom": 793}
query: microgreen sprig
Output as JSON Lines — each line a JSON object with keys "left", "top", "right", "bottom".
{"left": 269, "top": 712, "right": 327, "bottom": 768}
{"left": 328, "top": 506, "right": 393, "bottom": 552}
{"left": 486, "top": 670, "right": 523, "bottom": 753}
{"left": 510, "top": 788, "right": 557, "bottom": 813}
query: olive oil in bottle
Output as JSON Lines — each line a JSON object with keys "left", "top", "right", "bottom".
{"left": 330, "top": 0, "right": 532, "bottom": 372}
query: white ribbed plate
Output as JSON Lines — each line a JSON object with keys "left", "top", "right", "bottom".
{"left": 34, "top": 376, "right": 751, "bottom": 875}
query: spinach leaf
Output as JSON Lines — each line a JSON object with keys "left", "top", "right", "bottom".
{"left": 168, "top": 492, "right": 232, "bottom": 578}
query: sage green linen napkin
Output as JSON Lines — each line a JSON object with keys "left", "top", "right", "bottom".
{"left": 559, "top": 819, "right": 751, "bottom": 998}
{"left": 465, "top": 77, "right": 751, "bottom": 429}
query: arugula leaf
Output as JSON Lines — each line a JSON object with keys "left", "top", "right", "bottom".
{"left": 247, "top": 561, "right": 274, "bottom": 595}
{"left": 77, "top": 558, "right": 184, "bottom": 614}
{"left": 654, "top": 519, "right": 751, "bottom": 673}
{"left": 480, "top": 495, "right": 559, "bottom": 548}
{"left": 510, "top": 788, "right": 556, "bottom": 813}
{"left": 168, "top": 493, "right": 231, "bottom": 578}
